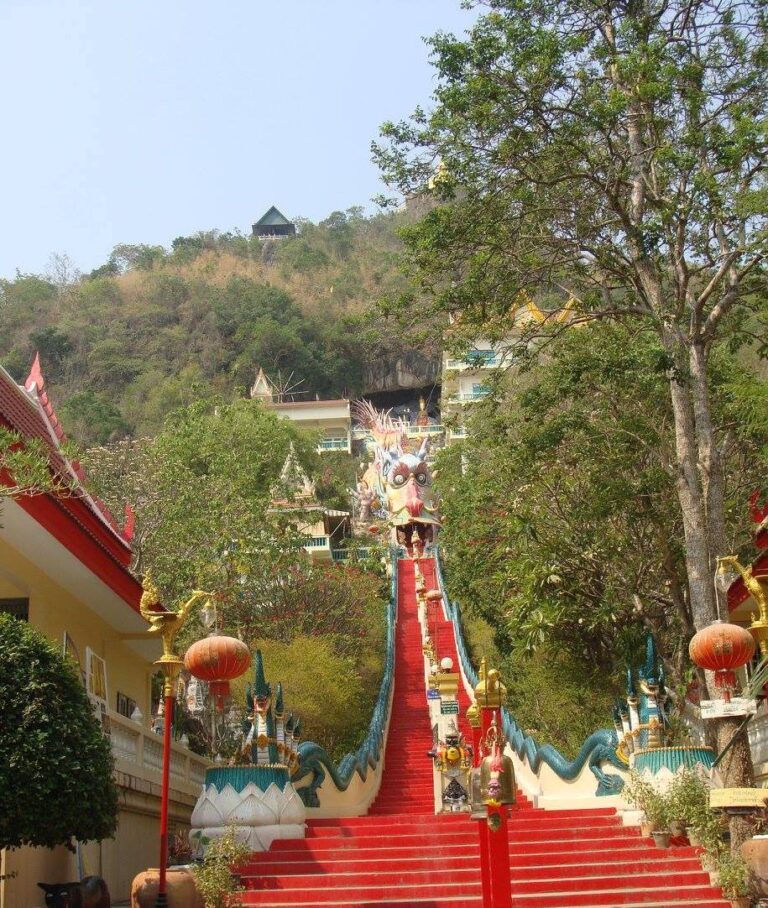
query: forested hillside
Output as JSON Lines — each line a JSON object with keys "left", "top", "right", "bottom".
{"left": 0, "top": 208, "right": 439, "bottom": 443}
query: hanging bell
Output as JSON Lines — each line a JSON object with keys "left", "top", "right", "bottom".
{"left": 469, "top": 752, "right": 516, "bottom": 818}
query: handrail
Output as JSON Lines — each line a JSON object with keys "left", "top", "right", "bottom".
{"left": 291, "top": 551, "right": 398, "bottom": 806}
{"left": 433, "top": 550, "right": 625, "bottom": 796}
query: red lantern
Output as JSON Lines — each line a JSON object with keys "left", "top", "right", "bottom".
{"left": 184, "top": 636, "right": 251, "bottom": 708}
{"left": 689, "top": 620, "right": 755, "bottom": 703}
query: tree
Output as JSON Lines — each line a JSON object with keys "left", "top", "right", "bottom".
{"left": 28, "top": 326, "right": 73, "bottom": 381}
{"left": 82, "top": 397, "right": 312, "bottom": 604}
{"left": 0, "top": 427, "right": 68, "bottom": 499}
{"left": 60, "top": 390, "right": 131, "bottom": 445}
{"left": 376, "top": 0, "right": 768, "bottom": 812}
{"left": 437, "top": 322, "right": 767, "bottom": 688}
{"left": 0, "top": 614, "right": 118, "bottom": 850}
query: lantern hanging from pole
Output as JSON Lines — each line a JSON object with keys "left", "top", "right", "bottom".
{"left": 689, "top": 619, "right": 755, "bottom": 703}
{"left": 184, "top": 636, "right": 252, "bottom": 709}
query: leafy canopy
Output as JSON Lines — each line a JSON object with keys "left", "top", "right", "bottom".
{"left": 0, "top": 614, "right": 118, "bottom": 850}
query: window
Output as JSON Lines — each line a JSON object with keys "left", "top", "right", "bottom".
{"left": 116, "top": 691, "right": 137, "bottom": 719}
{"left": 0, "top": 598, "right": 29, "bottom": 620}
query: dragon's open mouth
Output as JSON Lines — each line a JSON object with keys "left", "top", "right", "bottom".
{"left": 395, "top": 521, "right": 435, "bottom": 548}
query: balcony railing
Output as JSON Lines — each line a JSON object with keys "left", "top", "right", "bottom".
{"left": 405, "top": 425, "right": 444, "bottom": 437}
{"left": 445, "top": 352, "right": 503, "bottom": 370}
{"left": 451, "top": 388, "right": 491, "bottom": 402}
{"left": 318, "top": 437, "right": 350, "bottom": 451}
{"left": 109, "top": 709, "right": 209, "bottom": 795}
{"left": 332, "top": 547, "right": 372, "bottom": 562}
{"left": 303, "top": 535, "right": 330, "bottom": 549}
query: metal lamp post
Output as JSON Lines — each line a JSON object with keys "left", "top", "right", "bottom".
{"left": 140, "top": 575, "right": 212, "bottom": 908}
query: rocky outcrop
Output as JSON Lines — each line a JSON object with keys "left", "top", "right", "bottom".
{"left": 362, "top": 351, "right": 441, "bottom": 394}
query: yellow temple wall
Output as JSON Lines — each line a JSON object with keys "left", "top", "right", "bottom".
{"left": 0, "top": 536, "right": 207, "bottom": 907}
{"left": 0, "top": 537, "right": 152, "bottom": 715}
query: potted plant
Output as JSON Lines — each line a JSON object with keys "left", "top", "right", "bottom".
{"left": 667, "top": 769, "right": 710, "bottom": 840}
{"left": 622, "top": 770, "right": 662, "bottom": 836}
{"left": 192, "top": 827, "right": 250, "bottom": 908}
{"left": 169, "top": 830, "right": 194, "bottom": 867}
{"left": 717, "top": 848, "right": 752, "bottom": 908}
{"left": 645, "top": 790, "right": 672, "bottom": 849}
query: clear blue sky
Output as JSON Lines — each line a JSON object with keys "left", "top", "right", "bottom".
{"left": 0, "top": 0, "right": 477, "bottom": 279}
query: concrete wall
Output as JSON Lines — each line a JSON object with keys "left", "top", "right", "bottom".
{"left": 0, "top": 530, "right": 206, "bottom": 907}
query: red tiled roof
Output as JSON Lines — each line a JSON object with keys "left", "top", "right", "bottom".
{"left": 0, "top": 360, "right": 141, "bottom": 608}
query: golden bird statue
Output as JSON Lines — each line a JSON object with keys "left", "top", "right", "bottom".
{"left": 140, "top": 571, "right": 212, "bottom": 664}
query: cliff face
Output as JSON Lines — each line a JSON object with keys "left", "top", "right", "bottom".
{"left": 362, "top": 351, "right": 442, "bottom": 393}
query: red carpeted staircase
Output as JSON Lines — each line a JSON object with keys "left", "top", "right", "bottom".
{"left": 241, "top": 557, "right": 727, "bottom": 907}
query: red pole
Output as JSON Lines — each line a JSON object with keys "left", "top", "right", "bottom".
{"left": 155, "top": 691, "right": 175, "bottom": 908}
{"left": 479, "top": 707, "right": 512, "bottom": 908}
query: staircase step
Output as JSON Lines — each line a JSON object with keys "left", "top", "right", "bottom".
{"left": 240, "top": 556, "right": 726, "bottom": 908}
{"left": 243, "top": 867, "right": 712, "bottom": 892}
{"left": 244, "top": 855, "right": 705, "bottom": 878}
{"left": 241, "top": 881, "right": 725, "bottom": 906}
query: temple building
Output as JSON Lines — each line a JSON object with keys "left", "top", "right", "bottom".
{"left": 250, "top": 368, "right": 352, "bottom": 454}
{"left": 441, "top": 294, "right": 578, "bottom": 443}
{"left": 0, "top": 357, "right": 207, "bottom": 908}
{"left": 251, "top": 205, "right": 296, "bottom": 239}
{"left": 268, "top": 444, "right": 350, "bottom": 561}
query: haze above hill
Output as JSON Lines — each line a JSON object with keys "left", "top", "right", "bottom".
{"left": 0, "top": 0, "right": 477, "bottom": 278}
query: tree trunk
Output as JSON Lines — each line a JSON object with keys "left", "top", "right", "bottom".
{"left": 662, "top": 331, "right": 718, "bottom": 632}
{"left": 689, "top": 339, "right": 728, "bottom": 593}
{"left": 715, "top": 718, "right": 755, "bottom": 852}
{"left": 662, "top": 332, "right": 755, "bottom": 845}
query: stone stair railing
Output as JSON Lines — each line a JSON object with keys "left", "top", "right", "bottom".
{"left": 289, "top": 553, "right": 398, "bottom": 816}
{"left": 433, "top": 550, "right": 628, "bottom": 807}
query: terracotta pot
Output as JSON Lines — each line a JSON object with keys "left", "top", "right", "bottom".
{"left": 131, "top": 867, "right": 204, "bottom": 908}
{"left": 741, "top": 835, "right": 768, "bottom": 897}
{"left": 688, "top": 829, "right": 702, "bottom": 847}
{"left": 639, "top": 819, "right": 655, "bottom": 837}
{"left": 651, "top": 830, "right": 671, "bottom": 849}
{"left": 670, "top": 820, "right": 687, "bottom": 837}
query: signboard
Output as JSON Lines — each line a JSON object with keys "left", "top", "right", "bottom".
{"left": 427, "top": 689, "right": 440, "bottom": 700}
{"left": 710, "top": 788, "right": 768, "bottom": 810}
{"left": 441, "top": 700, "right": 459, "bottom": 715}
{"left": 700, "top": 698, "right": 757, "bottom": 720}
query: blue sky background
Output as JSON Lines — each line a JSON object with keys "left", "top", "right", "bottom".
{"left": 0, "top": 0, "right": 477, "bottom": 279}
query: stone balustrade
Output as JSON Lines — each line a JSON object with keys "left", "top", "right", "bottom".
{"left": 109, "top": 709, "right": 210, "bottom": 800}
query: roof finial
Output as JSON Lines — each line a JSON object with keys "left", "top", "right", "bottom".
{"left": 24, "top": 352, "right": 44, "bottom": 393}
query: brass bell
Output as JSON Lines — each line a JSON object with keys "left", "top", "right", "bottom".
{"left": 470, "top": 752, "right": 516, "bottom": 819}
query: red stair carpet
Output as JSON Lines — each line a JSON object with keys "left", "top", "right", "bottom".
{"left": 241, "top": 557, "right": 727, "bottom": 907}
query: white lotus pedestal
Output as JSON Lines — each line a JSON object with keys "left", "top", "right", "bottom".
{"left": 190, "top": 765, "right": 306, "bottom": 852}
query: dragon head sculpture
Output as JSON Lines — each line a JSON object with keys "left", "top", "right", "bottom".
{"left": 353, "top": 400, "right": 441, "bottom": 556}
{"left": 381, "top": 440, "right": 440, "bottom": 555}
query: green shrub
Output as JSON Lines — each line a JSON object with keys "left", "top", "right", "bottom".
{"left": 0, "top": 614, "right": 118, "bottom": 850}
{"left": 716, "top": 848, "right": 751, "bottom": 899}
{"left": 192, "top": 828, "right": 249, "bottom": 908}
{"left": 622, "top": 771, "right": 671, "bottom": 830}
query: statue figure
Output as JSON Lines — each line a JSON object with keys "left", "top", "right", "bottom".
{"left": 718, "top": 554, "right": 768, "bottom": 616}
{"left": 139, "top": 572, "right": 211, "bottom": 664}
{"left": 190, "top": 649, "right": 305, "bottom": 852}
{"left": 352, "top": 400, "right": 441, "bottom": 556}
{"left": 351, "top": 479, "right": 377, "bottom": 522}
